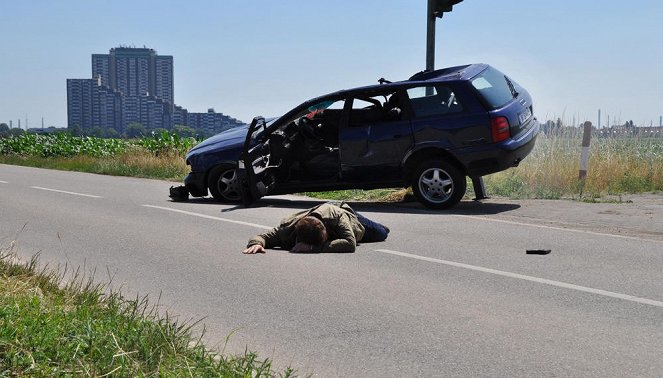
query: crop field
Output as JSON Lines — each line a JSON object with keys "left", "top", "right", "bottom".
{"left": 0, "top": 131, "right": 197, "bottom": 158}
{"left": 0, "top": 131, "right": 197, "bottom": 181}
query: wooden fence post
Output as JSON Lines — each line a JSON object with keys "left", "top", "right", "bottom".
{"left": 579, "top": 121, "right": 592, "bottom": 180}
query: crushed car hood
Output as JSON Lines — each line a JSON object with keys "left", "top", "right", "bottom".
{"left": 186, "top": 124, "right": 248, "bottom": 158}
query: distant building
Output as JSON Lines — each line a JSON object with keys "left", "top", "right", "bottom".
{"left": 67, "top": 47, "right": 243, "bottom": 135}
{"left": 186, "top": 108, "right": 245, "bottom": 134}
{"left": 92, "top": 47, "right": 174, "bottom": 105}
{"left": 67, "top": 78, "right": 122, "bottom": 133}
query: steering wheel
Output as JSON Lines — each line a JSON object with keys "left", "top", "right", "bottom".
{"left": 298, "top": 116, "right": 321, "bottom": 141}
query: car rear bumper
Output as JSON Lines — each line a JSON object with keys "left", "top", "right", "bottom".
{"left": 464, "top": 119, "right": 540, "bottom": 177}
{"left": 184, "top": 171, "right": 208, "bottom": 197}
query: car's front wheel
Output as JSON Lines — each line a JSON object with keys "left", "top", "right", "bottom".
{"left": 207, "top": 164, "right": 241, "bottom": 202}
{"left": 412, "top": 159, "right": 466, "bottom": 210}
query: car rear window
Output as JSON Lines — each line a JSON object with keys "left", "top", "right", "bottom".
{"left": 471, "top": 67, "right": 516, "bottom": 109}
{"left": 406, "top": 86, "right": 463, "bottom": 118}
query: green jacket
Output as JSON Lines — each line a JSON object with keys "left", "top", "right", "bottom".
{"left": 247, "top": 202, "right": 365, "bottom": 253}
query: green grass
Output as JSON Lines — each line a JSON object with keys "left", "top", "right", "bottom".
{"left": 0, "top": 244, "right": 296, "bottom": 377}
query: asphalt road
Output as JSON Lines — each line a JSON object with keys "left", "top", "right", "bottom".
{"left": 2, "top": 164, "right": 663, "bottom": 377}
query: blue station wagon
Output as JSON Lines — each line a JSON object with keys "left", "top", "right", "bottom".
{"left": 180, "top": 63, "right": 540, "bottom": 209}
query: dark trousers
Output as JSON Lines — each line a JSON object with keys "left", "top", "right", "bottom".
{"left": 325, "top": 201, "right": 389, "bottom": 243}
{"left": 356, "top": 212, "right": 389, "bottom": 243}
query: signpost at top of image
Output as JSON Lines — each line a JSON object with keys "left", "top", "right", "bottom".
{"left": 426, "top": 0, "right": 465, "bottom": 72}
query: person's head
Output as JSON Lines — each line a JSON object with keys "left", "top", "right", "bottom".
{"left": 295, "top": 216, "right": 327, "bottom": 245}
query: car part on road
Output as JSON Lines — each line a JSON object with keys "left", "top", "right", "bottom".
{"left": 526, "top": 249, "right": 551, "bottom": 255}
{"left": 169, "top": 185, "right": 189, "bottom": 202}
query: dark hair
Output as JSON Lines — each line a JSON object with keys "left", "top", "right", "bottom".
{"left": 295, "top": 216, "right": 326, "bottom": 245}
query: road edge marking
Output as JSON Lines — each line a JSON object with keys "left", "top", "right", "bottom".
{"left": 375, "top": 249, "right": 663, "bottom": 308}
{"left": 452, "top": 214, "right": 663, "bottom": 244}
{"left": 31, "top": 186, "right": 102, "bottom": 198}
{"left": 142, "top": 205, "right": 272, "bottom": 230}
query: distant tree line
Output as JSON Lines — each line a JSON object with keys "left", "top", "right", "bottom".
{"left": 0, "top": 123, "right": 25, "bottom": 138}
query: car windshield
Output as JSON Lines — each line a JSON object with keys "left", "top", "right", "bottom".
{"left": 470, "top": 67, "right": 516, "bottom": 109}
{"left": 308, "top": 100, "right": 335, "bottom": 112}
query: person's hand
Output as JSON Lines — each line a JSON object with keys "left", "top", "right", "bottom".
{"left": 243, "top": 245, "right": 265, "bottom": 254}
{"left": 290, "top": 242, "right": 314, "bottom": 253}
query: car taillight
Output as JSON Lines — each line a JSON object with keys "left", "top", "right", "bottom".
{"left": 491, "top": 116, "right": 510, "bottom": 142}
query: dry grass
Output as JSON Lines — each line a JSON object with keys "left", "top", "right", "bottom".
{"left": 484, "top": 134, "right": 663, "bottom": 200}
{"left": 0, "top": 150, "right": 188, "bottom": 181}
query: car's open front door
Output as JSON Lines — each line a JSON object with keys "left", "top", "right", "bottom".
{"left": 238, "top": 116, "right": 270, "bottom": 206}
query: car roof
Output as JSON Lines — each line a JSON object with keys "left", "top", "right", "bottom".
{"left": 308, "top": 63, "right": 488, "bottom": 101}
{"left": 407, "top": 63, "right": 487, "bottom": 82}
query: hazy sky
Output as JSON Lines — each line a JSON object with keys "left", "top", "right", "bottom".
{"left": 1, "top": 0, "right": 662, "bottom": 128}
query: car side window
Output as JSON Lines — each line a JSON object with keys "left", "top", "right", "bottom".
{"left": 406, "top": 86, "right": 463, "bottom": 118}
{"left": 349, "top": 92, "right": 404, "bottom": 126}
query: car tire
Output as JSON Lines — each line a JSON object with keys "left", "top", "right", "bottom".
{"left": 207, "top": 164, "right": 241, "bottom": 203}
{"left": 412, "top": 159, "right": 466, "bottom": 210}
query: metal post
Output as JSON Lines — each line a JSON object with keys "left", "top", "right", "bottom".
{"left": 426, "top": 0, "right": 436, "bottom": 72}
{"left": 579, "top": 121, "right": 592, "bottom": 180}
{"left": 471, "top": 176, "right": 488, "bottom": 201}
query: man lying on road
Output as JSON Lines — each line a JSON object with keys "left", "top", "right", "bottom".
{"left": 243, "top": 202, "right": 389, "bottom": 254}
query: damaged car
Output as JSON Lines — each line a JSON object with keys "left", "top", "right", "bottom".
{"left": 178, "top": 63, "right": 540, "bottom": 209}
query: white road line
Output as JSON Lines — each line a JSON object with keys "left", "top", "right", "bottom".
{"left": 142, "top": 205, "right": 272, "bottom": 230}
{"left": 0, "top": 180, "right": 8, "bottom": 183}
{"left": 452, "top": 214, "right": 663, "bottom": 243}
{"left": 375, "top": 249, "right": 663, "bottom": 308}
{"left": 141, "top": 204, "right": 662, "bottom": 307}
{"left": 31, "top": 186, "right": 102, "bottom": 198}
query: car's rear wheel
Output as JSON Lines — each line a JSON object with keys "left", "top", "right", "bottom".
{"left": 207, "top": 164, "right": 241, "bottom": 202}
{"left": 412, "top": 159, "right": 466, "bottom": 210}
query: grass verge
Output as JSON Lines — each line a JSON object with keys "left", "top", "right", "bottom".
{"left": 0, "top": 243, "right": 295, "bottom": 377}
{"left": 0, "top": 151, "right": 188, "bottom": 182}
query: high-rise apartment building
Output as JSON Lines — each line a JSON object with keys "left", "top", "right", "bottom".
{"left": 67, "top": 46, "right": 242, "bottom": 135}
{"left": 67, "top": 78, "right": 122, "bottom": 133}
{"left": 92, "top": 47, "right": 174, "bottom": 105}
